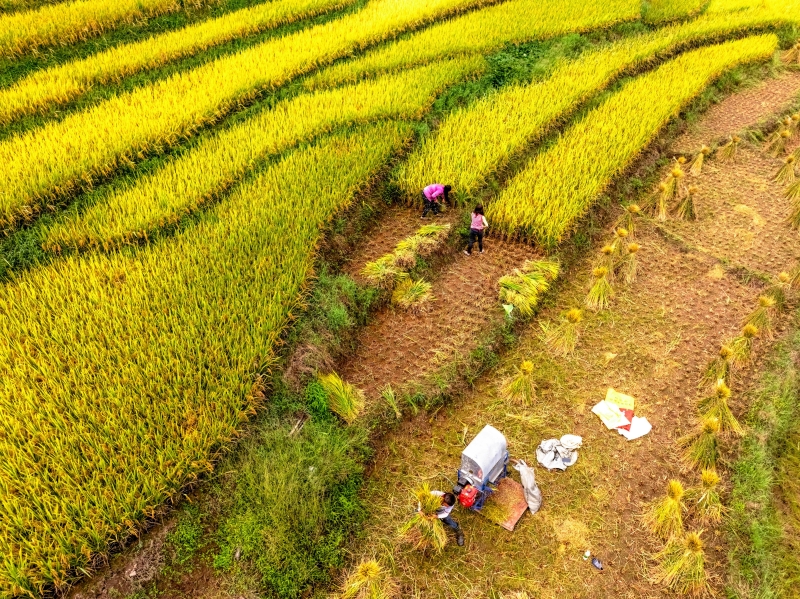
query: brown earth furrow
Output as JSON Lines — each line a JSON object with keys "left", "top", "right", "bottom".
{"left": 342, "top": 235, "right": 540, "bottom": 398}
{"left": 674, "top": 69, "right": 800, "bottom": 154}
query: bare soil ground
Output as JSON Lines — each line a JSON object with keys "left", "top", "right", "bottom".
{"left": 341, "top": 73, "right": 800, "bottom": 598}
{"left": 342, "top": 210, "right": 539, "bottom": 398}
{"left": 674, "top": 70, "right": 800, "bottom": 153}
{"left": 343, "top": 205, "right": 459, "bottom": 278}
{"left": 665, "top": 140, "right": 800, "bottom": 277}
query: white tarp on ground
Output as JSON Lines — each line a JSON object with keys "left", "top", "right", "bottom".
{"left": 536, "top": 434, "right": 582, "bottom": 471}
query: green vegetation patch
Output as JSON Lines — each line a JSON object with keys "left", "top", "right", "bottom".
{"left": 212, "top": 418, "right": 370, "bottom": 598}
{"left": 726, "top": 319, "right": 800, "bottom": 597}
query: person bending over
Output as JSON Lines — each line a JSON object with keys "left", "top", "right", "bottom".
{"left": 421, "top": 183, "right": 451, "bottom": 218}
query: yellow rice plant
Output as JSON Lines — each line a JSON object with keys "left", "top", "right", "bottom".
{"left": 0, "top": 0, "right": 66, "bottom": 10}
{"left": 340, "top": 559, "right": 399, "bottom": 599}
{"left": 642, "top": 480, "right": 686, "bottom": 539}
{"left": 689, "top": 145, "right": 711, "bottom": 176}
{"left": 698, "top": 380, "right": 743, "bottom": 436}
{"left": 654, "top": 164, "right": 686, "bottom": 221}
{"left": 361, "top": 223, "right": 450, "bottom": 288}
{"left": 317, "top": 372, "right": 365, "bottom": 424}
{"left": 651, "top": 531, "right": 712, "bottom": 597}
{"left": 394, "top": 13, "right": 790, "bottom": 200}
{"left": 681, "top": 417, "right": 720, "bottom": 470}
{"left": 619, "top": 203, "right": 642, "bottom": 238}
{"left": 486, "top": 35, "right": 777, "bottom": 246}
{"left": 686, "top": 469, "right": 726, "bottom": 524}
{"left": 773, "top": 155, "right": 796, "bottom": 185}
{"left": 502, "top": 360, "right": 536, "bottom": 405}
{"left": 765, "top": 128, "right": 792, "bottom": 156}
{"left": 305, "top": 0, "right": 640, "bottom": 89}
{"left": 675, "top": 185, "right": 698, "bottom": 221}
{"left": 44, "top": 59, "right": 480, "bottom": 251}
{"left": 784, "top": 42, "right": 800, "bottom": 64}
{"left": 309, "top": 0, "right": 800, "bottom": 91}
{"left": 0, "top": 0, "right": 493, "bottom": 231}
{"left": 399, "top": 484, "right": 448, "bottom": 553}
{"left": 0, "top": 122, "right": 410, "bottom": 595}
{"left": 392, "top": 278, "right": 435, "bottom": 312}
{"left": 585, "top": 267, "right": 614, "bottom": 311}
{"left": 706, "top": 0, "right": 799, "bottom": 14}
{"left": 0, "top": 0, "right": 355, "bottom": 124}
{"left": 744, "top": 294, "right": 778, "bottom": 339}
{"left": 541, "top": 308, "right": 583, "bottom": 356}
{"left": 727, "top": 323, "right": 760, "bottom": 366}
{"left": 642, "top": 0, "right": 707, "bottom": 24}
{"left": 623, "top": 242, "right": 641, "bottom": 284}
{"left": 718, "top": 135, "right": 741, "bottom": 161}
{"left": 362, "top": 256, "right": 407, "bottom": 289}
{"left": 700, "top": 344, "right": 733, "bottom": 387}
{"left": 0, "top": 0, "right": 202, "bottom": 59}
{"left": 765, "top": 271, "right": 792, "bottom": 313}
{"left": 498, "top": 259, "right": 559, "bottom": 318}
{"left": 598, "top": 244, "right": 617, "bottom": 278}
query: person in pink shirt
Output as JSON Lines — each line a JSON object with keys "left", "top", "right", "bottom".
{"left": 464, "top": 203, "right": 488, "bottom": 255}
{"left": 421, "top": 183, "right": 451, "bottom": 218}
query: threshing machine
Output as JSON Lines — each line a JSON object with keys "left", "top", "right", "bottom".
{"left": 452, "top": 425, "right": 509, "bottom": 511}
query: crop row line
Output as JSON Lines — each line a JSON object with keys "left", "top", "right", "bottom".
{"left": 485, "top": 34, "right": 779, "bottom": 245}
{"left": 0, "top": 0, "right": 499, "bottom": 232}
{"left": 0, "top": 121, "right": 410, "bottom": 597}
{"left": 0, "top": 0, "right": 65, "bottom": 13}
{"left": 394, "top": 3, "right": 800, "bottom": 199}
{"left": 43, "top": 57, "right": 484, "bottom": 251}
{"left": 304, "top": 0, "right": 640, "bottom": 89}
{"left": 642, "top": 0, "right": 708, "bottom": 24}
{"left": 0, "top": 0, "right": 211, "bottom": 59}
{"left": 0, "top": 0, "right": 356, "bottom": 125}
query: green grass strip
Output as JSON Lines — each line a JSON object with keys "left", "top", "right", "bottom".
{"left": 0, "top": 0, "right": 497, "bottom": 233}
{"left": 486, "top": 34, "right": 778, "bottom": 246}
{"left": 44, "top": 57, "right": 483, "bottom": 251}
{"left": 0, "top": 0, "right": 208, "bottom": 58}
{"left": 304, "top": 0, "right": 640, "bottom": 90}
{"left": 0, "top": 0, "right": 65, "bottom": 13}
{"left": 0, "top": 0, "right": 356, "bottom": 125}
{"left": 0, "top": 121, "right": 410, "bottom": 596}
{"left": 396, "top": 8, "right": 798, "bottom": 200}
{"left": 726, "top": 324, "right": 800, "bottom": 597}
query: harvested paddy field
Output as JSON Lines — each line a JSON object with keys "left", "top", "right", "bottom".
{"left": 2, "top": 0, "right": 800, "bottom": 598}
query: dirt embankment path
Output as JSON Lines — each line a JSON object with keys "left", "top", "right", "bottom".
{"left": 343, "top": 73, "right": 800, "bottom": 598}
{"left": 341, "top": 205, "right": 539, "bottom": 399}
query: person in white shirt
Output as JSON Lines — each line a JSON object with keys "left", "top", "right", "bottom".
{"left": 430, "top": 490, "right": 464, "bottom": 546}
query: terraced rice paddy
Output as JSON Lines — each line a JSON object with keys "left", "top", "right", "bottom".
{"left": 0, "top": 0, "right": 798, "bottom": 595}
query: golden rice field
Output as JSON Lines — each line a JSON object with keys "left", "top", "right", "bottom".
{"left": 486, "top": 34, "right": 779, "bottom": 244}
{"left": 0, "top": 0, "right": 797, "bottom": 595}
{"left": 396, "top": 4, "right": 800, "bottom": 197}
{"left": 0, "top": 0, "right": 208, "bottom": 58}
{"left": 643, "top": 0, "right": 707, "bottom": 23}
{"left": 0, "top": 0, "right": 355, "bottom": 123}
{"left": 44, "top": 57, "right": 484, "bottom": 250}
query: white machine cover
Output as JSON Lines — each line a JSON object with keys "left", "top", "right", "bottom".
{"left": 460, "top": 425, "right": 508, "bottom": 485}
